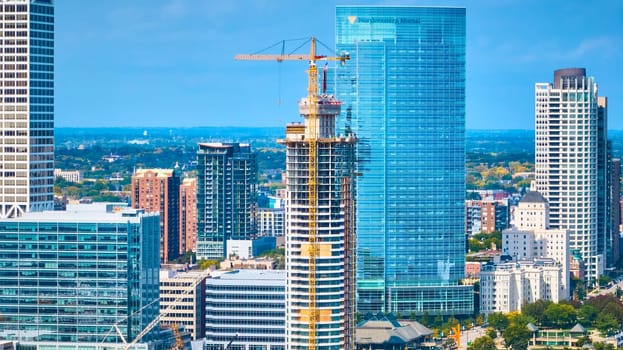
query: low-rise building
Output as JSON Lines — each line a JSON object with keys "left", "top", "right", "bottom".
{"left": 204, "top": 270, "right": 285, "bottom": 350}
{"left": 219, "top": 257, "right": 276, "bottom": 270}
{"left": 480, "top": 259, "right": 564, "bottom": 314}
{"left": 54, "top": 168, "right": 82, "bottom": 183}
{"left": 160, "top": 269, "right": 209, "bottom": 340}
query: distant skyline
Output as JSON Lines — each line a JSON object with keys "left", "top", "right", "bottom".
{"left": 56, "top": 0, "right": 623, "bottom": 129}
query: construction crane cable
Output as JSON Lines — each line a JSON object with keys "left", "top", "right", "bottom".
{"left": 250, "top": 37, "right": 310, "bottom": 55}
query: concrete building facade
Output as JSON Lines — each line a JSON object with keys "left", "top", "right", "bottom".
{"left": 204, "top": 270, "right": 285, "bottom": 350}
{"left": 159, "top": 269, "right": 208, "bottom": 341}
{"left": 535, "top": 68, "right": 608, "bottom": 283}
{"left": 279, "top": 92, "right": 357, "bottom": 349}
{"left": 53, "top": 169, "right": 82, "bottom": 183}
{"left": 0, "top": 0, "right": 55, "bottom": 218}
{"left": 480, "top": 259, "right": 564, "bottom": 314}
{"left": 259, "top": 207, "right": 285, "bottom": 237}
{"left": 131, "top": 168, "right": 181, "bottom": 263}
{"left": 503, "top": 190, "right": 570, "bottom": 298}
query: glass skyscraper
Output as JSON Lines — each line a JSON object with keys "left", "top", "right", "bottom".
{"left": 0, "top": 0, "right": 55, "bottom": 218}
{"left": 335, "top": 6, "right": 473, "bottom": 315}
{"left": 0, "top": 204, "right": 160, "bottom": 348}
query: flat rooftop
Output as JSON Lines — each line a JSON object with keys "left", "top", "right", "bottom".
{"left": 1, "top": 203, "right": 157, "bottom": 223}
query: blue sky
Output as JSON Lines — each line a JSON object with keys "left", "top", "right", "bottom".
{"left": 55, "top": 0, "right": 623, "bottom": 129}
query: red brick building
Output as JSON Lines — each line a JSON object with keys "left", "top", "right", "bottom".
{"left": 132, "top": 169, "right": 181, "bottom": 263}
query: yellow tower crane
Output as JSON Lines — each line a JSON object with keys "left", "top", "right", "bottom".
{"left": 235, "top": 37, "right": 349, "bottom": 350}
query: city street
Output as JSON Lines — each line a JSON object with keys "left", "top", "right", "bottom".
{"left": 459, "top": 326, "right": 488, "bottom": 350}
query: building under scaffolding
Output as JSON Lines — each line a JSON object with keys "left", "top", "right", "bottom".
{"left": 279, "top": 93, "right": 357, "bottom": 350}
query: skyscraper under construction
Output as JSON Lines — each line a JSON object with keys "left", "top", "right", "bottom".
{"left": 279, "top": 91, "right": 357, "bottom": 349}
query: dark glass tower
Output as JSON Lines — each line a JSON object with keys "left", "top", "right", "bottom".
{"left": 335, "top": 6, "right": 473, "bottom": 315}
{"left": 196, "top": 143, "right": 257, "bottom": 260}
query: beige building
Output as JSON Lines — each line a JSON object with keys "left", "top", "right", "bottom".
{"left": 159, "top": 269, "right": 209, "bottom": 340}
{"left": 54, "top": 169, "right": 82, "bottom": 183}
{"left": 480, "top": 259, "right": 564, "bottom": 314}
{"left": 503, "top": 190, "right": 570, "bottom": 298}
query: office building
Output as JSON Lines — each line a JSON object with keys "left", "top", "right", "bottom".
{"left": 160, "top": 269, "right": 208, "bottom": 341}
{"left": 205, "top": 269, "right": 285, "bottom": 350}
{"left": 480, "top": 259, "right": 564, "bottom": 315}
{"left": 180, "top": 178, "right": 197, "bottom": 254}
{"left": 196, "top": 143, "right": 257, "bottom": 260}
{"left": 0, "top": 0, "right": 55, "bottom": 219}
{"left": 335, "top": 6, "right": 473, "bottom": 315}
{"left": 535, "top": 68, "right": 608, "bottom": 283}
{"left": 132, "top": 168, "right": 181, "bottom": 263}
{"left": 0, "top": 204, "right": 160, "bottom": 348}
{"left": 465, "top": 199, "right": 509, "bottom": 235}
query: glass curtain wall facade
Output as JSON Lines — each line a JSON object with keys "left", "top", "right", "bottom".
{"left": 335, "top": 6, "right": 473, "bottom": 315}
{"left": 0, "top": 204, "right": 160, "bottom": 346}
{"left": 196, "top": 143, "right": 257, "bottom": 260}
{"left": 0, "top": 0, "right": 55, "bottom": 218}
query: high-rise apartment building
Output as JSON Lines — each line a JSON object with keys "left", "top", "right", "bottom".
{"left": 279, "top": 89, "right": 357, "bottom": 349}
{"left": 535, "top": 68, "right": 608, "bottom": 283}
{"left": 0, "top": 204, "right": 160, "bottom": 348}
{"left": 132, "top": 168, "right": 181, "bottom": 263}
{"left": 180, "top": 177, "right": 197, "bottom": 254}
{"left": 259, "top": 207, "right": 285, "bottom": 237}
{"left": 465, "top": 199, "right": 509, "bottom": 235}
{"left": 609, "top": 158, "right": 621, "bottom": 265}
{"left": 196, "top": 143, "right": 257, "bottom": 260}
{"left": 0, "top": 0, "right": 55, "bottom": 219}
{"left": 335, "top": 6, "right": 473, "bottom": 316}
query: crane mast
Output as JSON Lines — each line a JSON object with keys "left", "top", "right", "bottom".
{"left": 235, "top": 37, "right": 349, "bottom": 350}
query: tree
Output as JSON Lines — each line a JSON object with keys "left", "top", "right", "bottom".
{"left": 420, "top": 311, "right": 430, "bottom": 326}
{"left": 433, "top": 314, "right": 444, "bottom": 328}
{"left": 467, "top": 336, "right": 496, "bottom": 350}
{"left": 522, "top": 300, "right": 551, "bottom": 325}
{"left": 502, "top": 312, "right": 535, "bottom": 350}
{"left": 594, "top": 313, "right": 619, "bottom": 336}
{"left": 593, "top": 342, "right": 616, "bottom": 350}
{"left": 502, "top": 323, "right": 531, "bottom": 350}
{"left": 197, "top": 259, "right": 219, "bottom": 270}
{"left": 487, "top": 312, "right": 509, "bottom": 331}
{"left": 486, "top": 327, "right": 497, "bottom": 339}
{"left": 475, "top": 314, "right": 485, "bottom": 326}
{"left": 598, "top": 275, "right": 612, "bottom": 287}
{"left": 544, "top": 303, "right": 576, "bottom": 328}
{"left": 577, "top": 304, "right": 597, "bottom": 326}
